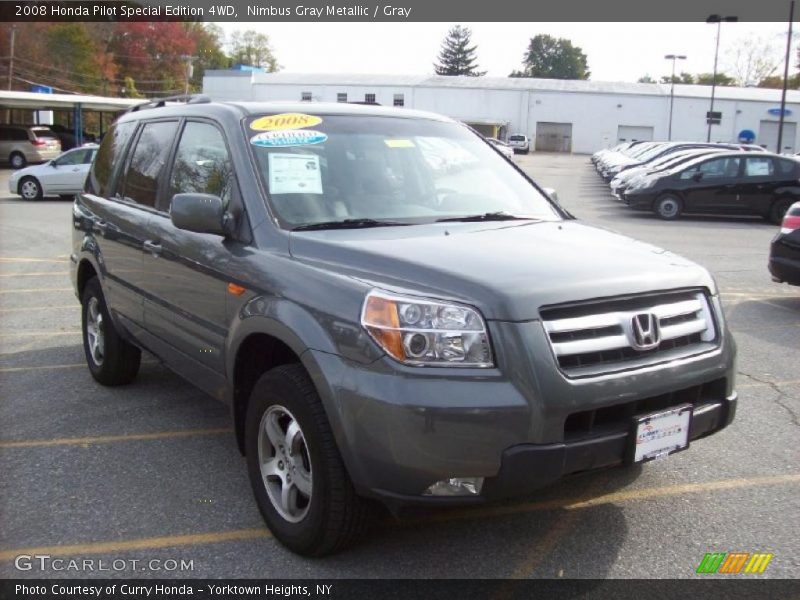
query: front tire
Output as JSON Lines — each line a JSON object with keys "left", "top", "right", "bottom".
{"left": 9, "top": 152, "right": 26, "bottom": 169}
{"left": 245, "top": 364, "right": 373, "bottom": 556}
{"left": 81, "top": 277, "right": 141, "bottom": 385}
{"left": 19, "top": 177, "right": 42, "bottom": 201}
{"left": 654, "top": 194, "right": 683, "bottom": 220}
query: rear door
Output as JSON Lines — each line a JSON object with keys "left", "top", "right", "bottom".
{"left": 679, "top": 155, "right": 742, "bottom": 213}
{"left": 140, "top": 119, "right": 237, "bottom": 384}
{"left": 738, "top": 156, "right": 778, "bottom": 216}
{"left": 80, "top": 121, "right": 150, "bottom": 327}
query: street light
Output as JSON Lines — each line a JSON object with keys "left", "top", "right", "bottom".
{"left": 706, "top": 14, "right": 738, "bottom": 142}
{"left": 665, "top": 54, "right": 686, "bottom": 141}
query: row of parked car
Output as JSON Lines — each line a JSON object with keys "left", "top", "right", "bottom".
{"left": 592, "top": 140, "right": 800, "bottom": 287}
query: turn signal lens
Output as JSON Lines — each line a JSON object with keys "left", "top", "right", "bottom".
{"left": 361, "top": 291, "right": 493, "bottom": 367}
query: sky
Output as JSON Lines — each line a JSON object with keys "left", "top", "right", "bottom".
{"left": 218, "top": 22, "right": 798, "bottom": 84}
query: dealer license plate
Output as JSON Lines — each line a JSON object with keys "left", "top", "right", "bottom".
{"left": 632, "top": 404, "right": 692, "bottom": 463}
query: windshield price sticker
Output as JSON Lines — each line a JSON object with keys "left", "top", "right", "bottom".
{"left": 250, "top": 113, "right": 323, "bottom": 131}
{"left": 268, "top": 153, "right": 323, "bottom": 195}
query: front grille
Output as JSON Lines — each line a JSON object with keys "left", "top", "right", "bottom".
{"left": 541, "top": 289, "right": 717, "bottom": 377}
{"left": 563, "top": 378, "right": 727, "bottom": 442}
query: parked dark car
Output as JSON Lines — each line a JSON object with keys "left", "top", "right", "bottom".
{"left": 622, "top": 152, "right": 800, "bottom": 222}
{"left": 769, "top": 201, "right": 800, "bottom": 285}
{"left": 71, "top": 98, "right": 737, "bottom": 556}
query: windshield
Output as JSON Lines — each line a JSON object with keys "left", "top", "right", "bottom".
{"left": 508, "top": 135, "right": 526, "bottom": 141}
{"left": 245, "top": 113, "right": 560, "bottom": 228}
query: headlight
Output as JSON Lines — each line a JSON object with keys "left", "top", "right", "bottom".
{"left": 360, "top": 290, "right": 493, "bottom": 367}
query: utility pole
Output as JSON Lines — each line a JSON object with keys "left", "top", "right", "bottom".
{"left": 665, "top": 54, "right": 686, "bottom": 141}
{"left": 7, "top": 25, "right": 16, "bottom": 90}
{"left": 777, "top": 0, "right": 795, "bottom": 154}
{"left": 706, "top": 15, "right": 737, "bottom": 142}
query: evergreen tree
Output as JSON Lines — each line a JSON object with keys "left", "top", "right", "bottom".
{"left": 434, "top": 25, "right": 486, "bottom": 77}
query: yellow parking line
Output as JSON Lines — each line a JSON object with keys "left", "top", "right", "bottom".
{"left": 0, "top": 529, "right": 268, "bottom": 562}
{"left": 0, "top": 363, "right": 84, "bottom": 373}
{"left": 0, "top": 272, "right": 69, "bottom": 277}
{"left": 0, "top": 427, "right": 233, "bottom": 449}
{"left": 0, "top": 288, "right": 72, "bottom": 294}
{"left": 0, "top": 305, "right": 78, "bottom": 312}
{"left": 0, "top": 331, "right": 80, "bottom": 337}
{"left": 0, "top": 258, "right": 69, "bottom": 264}
{"left": 0, "top": 474, "right": 795, "bottom": 561}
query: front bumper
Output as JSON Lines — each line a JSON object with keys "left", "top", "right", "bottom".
{"left": 308, "top": 307, "right": 737, "bottom": 507}
{"left": 769, "top": 238, "right": 800, "bottom": 285}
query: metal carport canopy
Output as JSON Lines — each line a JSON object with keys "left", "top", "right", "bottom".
{"left": 0, "top": 90, "right": 143, "bottom": 146}
{"left": 0, "top": 90, "right": 141, "bottom": 112}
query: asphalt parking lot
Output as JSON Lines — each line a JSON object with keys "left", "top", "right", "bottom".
{"left": 0, "top": 152, "right": 798, "bottom": 579}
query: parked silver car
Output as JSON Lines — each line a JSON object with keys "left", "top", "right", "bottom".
{"left": 0, "top": 125, "right": 61, "bottom": 168}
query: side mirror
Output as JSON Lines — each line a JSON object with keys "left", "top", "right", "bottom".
{"left": 170, "top": 193, "right": 230, "bottom": 236}
{"left": 692, "top": 172, "right": 703, "bottom": 182}
{"left": 50, "top": 161, "right": 58, "bottom": 168}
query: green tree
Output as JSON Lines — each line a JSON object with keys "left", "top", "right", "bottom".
{"left": 695, "top": 72, "right": 736, "bottom": 86}
{"left": 46, "top": 24, "right": 103, "bottom": 93}
{"left": 185, "top": 23, "right": 230, "bottom": 91}
{"left": 433, "top": 25, "right": 486, "bottom": 76}
{"left": 661, "top": 72, "right": 695, "bottom": 84}
{"left": 758, "top": 73, "right": 800, "bottom": 89}
{"left": 637, "top": 74, "right": 656, "bottom": 83}
{"left": 229, "top": 30, "right": 280, "bottom": 71}
{"left": 510, "top": 34, "right": 590, "bottom": 80}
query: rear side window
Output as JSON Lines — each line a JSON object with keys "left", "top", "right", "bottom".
{"left": 168, "top": 121, "right": 233, "bottom": 208}
{"left": 119, "top": 121, "right": 179, "bottom": 208}
{"left": 778, "top": 158, "right": 798, "bottom": 175}
{"left": 87, "top": 122, "right": 136, "bottom": 196}
{"left": 11, "top": 129, "right": 28, "bottom": 141}
{"left": 744, "top": 157, "right": 775, "bottom": 177}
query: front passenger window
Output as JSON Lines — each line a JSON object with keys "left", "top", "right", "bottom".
{"left": 169, "top": 122, "right": 233, "bottom": 207}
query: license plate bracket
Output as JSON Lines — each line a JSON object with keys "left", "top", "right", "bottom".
{"left": 628, "top": 404, "right": 693, "bottom": 464}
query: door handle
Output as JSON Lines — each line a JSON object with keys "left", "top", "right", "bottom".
{"left": 143, "top": 240, "right": 162, "bottom": 256}
{"left": 94, "top": 220, "right": 108, "bottom": 234}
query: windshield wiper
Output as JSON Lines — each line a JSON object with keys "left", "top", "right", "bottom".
{"left": 435, "top": 211, "right": 538, "bottom": 223}
{"left": 292, "top": 218, "right": 411, "bottom": 231}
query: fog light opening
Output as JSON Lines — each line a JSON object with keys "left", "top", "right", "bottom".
{"left": 423, "top": 477, "right": 484, "bottom": 496}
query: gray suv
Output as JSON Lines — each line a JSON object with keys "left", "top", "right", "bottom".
{"left": 70, "top": 97, "right": 737, "bottom": 556}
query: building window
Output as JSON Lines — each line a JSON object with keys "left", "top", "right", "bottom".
{"left": 337, "top": 93, "right": 347, "bottom": 103}
{"left": 393, "top": 94, "right": 404, "bottom": 107}
{"left": 365, "top": 93, "right": 376, "bottom": 104}
{"left": 301, "top": 92, "right": 312, "bottom": 102}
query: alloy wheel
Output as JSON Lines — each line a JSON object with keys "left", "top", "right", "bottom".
{"left": 85, "top": 296, "right": 105, "bottom": 366}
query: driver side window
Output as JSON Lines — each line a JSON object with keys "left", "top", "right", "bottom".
{"left": 168, "top": 121, "right": 233, "bottom": 208}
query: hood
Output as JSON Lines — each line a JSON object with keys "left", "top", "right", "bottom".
{"left": 288, "top": 220, "right": 715, "bottom": 322}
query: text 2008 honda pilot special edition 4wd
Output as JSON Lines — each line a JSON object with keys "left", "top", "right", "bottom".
{"left": 71, "top": 98, "right": 737, "bottom": 556}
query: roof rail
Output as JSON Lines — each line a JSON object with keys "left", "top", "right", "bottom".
{"left": 125, "top": 94, "right": 212, "bottom": 114}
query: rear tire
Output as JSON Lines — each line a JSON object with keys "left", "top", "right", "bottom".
{"left": 9, "top": 152, "right": 26, "bottom": 169}
{"left": 81, "top": 277, "right": 141, "bottom": 386}
{"left": 19, "top": 177, "right": 42, "bottom": 201}
{"left": 245, "top": 364, "right": 373, "bottom": 556}
{"left": 769, "top": 197, "right": 793, "bottom": 225}
{"left": 654, "top": 194, "right": 683, "bottom": 220}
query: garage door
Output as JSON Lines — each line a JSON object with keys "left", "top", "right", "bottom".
{"left": 535, "top": 122, "right": 572, "bottom": 152}
{"left": 617, "top": 125, "right": 654, "bottom": 143}
{"left": 758, "top": 120, "right": 797, "bottom": 153}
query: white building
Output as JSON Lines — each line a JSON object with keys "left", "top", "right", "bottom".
{"left": 203, "top": 71, "right": 800, "bottom": 154}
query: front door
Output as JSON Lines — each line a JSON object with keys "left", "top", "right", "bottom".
{"left": 141, "top": 120, "right": 236, "bottom": 387}
{"left": 679, "top": 155, "right": 742, "bottom": 213}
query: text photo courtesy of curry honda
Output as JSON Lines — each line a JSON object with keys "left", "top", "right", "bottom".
{"left": 0, "top": 3, "right": 799, "bottom": 597}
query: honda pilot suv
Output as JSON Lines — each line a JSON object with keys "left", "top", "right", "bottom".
{"left": 71, "top": 98, "right": 737, "bottom": 556}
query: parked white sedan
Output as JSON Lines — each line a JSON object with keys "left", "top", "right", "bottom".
{"left": 486, "top": 137, "right": 515, "bottom": 160}
{"left": 9, "top": 144, "right": 98, "bottom": 200}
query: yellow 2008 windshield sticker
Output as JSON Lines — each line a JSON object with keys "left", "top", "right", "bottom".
{"left": 250, "top": 113, "right": 323, "bottom": 131}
